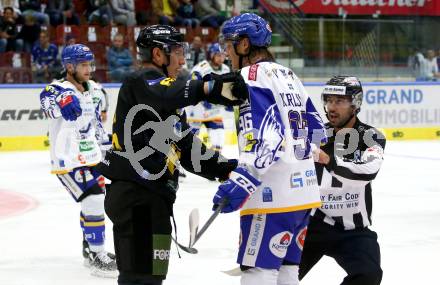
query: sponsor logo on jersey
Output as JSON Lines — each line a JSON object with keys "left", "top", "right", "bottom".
{"left": 160, "top": 77, "right": 176, "bottom": 86}
{"left": 74, "top": 168, "right": 94, "bottom": 183}
{"left": 79, "top": 141, "right": 95, "bottom": 152}
{"left": 248, "top": 64, "right": 259, "bottom": 81}
{"left": 78, "top": 154, "right": 86, "bottom": 164}
{"left": 304, "top": 169, "right": 317, "bottom": 186}
{"left": 290, "top": 172, "right": 303, "bottom": 189}
{"left": 262, "top": 187, "right": 273, "bottom": 202}
{"left": 296, "top": 227, "right": 307, "bottom": 250}
{"left": 153, "top": 249, "right": 170, "bottom": 260}
{"left": 269, "top": 231, "right": 292, "bottom": 258}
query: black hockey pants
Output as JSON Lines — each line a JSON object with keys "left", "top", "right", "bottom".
{"left": 104, "top": 181, "right": 173, "bottom": 285}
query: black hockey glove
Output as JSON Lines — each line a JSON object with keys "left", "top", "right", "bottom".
{"left": 222, "top": 70, "right": 249, "bottom": 101}
{"left": 215, "top": 159, "right": 239, "bottom": 182}
{"left": 203, "top": 72, "right": 246, "bottom": 106}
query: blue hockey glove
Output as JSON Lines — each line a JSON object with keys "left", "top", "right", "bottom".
{"left": 213, "top": 167, "right": 261, "bottom": 213}
{"left": 56, "top": 90, "right": 82, "bottom": 121}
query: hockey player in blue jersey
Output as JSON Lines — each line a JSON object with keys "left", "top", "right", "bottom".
{"left": 212, "top": 13, "right": 327, "bottom": 285}
{"left": 39, "top": 44, "right": 117, "bottom": 278}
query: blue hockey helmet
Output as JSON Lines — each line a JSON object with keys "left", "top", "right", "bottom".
{"left": 207, "top": 42, "right": 223, "bottom": 59}
{"left": 61, "top": 44, "right": 94, "bottom": 67}
{"left": 221, "top": 13, "right": 272, "bottom": 47}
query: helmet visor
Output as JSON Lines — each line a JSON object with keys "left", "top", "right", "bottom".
{"left": 170, "top": 42, "right": 190, "bottom": 59}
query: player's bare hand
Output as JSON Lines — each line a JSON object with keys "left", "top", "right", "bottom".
{"left": 313, "top": 149, "right": 330, "bottom": 165}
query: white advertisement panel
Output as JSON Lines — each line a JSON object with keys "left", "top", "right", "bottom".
{"left": 0, "top": 82, "right": 439, "bottom": 150}
{"left": 305, "top": 82, "right": 440, "bottom": 128}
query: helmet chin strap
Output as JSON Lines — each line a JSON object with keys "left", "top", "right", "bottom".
{"left": 233, "top": 43, "right": 250, "bottom": 69}
{"left": 152, "top": 51, "right": 170, "bottom": 77}
{"left": 67, "top": 65, "right": 83, "bottom": 85}
{"left": 72, "top": 70, "right": 82, "bottom": 85}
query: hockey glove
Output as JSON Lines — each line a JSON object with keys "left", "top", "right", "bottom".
{"left": 213, "top": 167, "right": 261, "bottom": 213}
{"left": 204, "top": 72, "right": 244, "bottom": 106}
{"left": 56, "top": 90, "right": 82, "bottom": 121}
{"left": 229, "top": 70, "right": 249, "bottom": 101}
{"left": 216, "top": 158, "right": 238, "bottom": 182}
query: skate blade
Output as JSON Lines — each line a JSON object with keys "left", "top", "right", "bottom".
{"left": 90, "top": 267, "right": 118, "bottom": 278}
{"left": 83, "top": 258, "right": 91, "bottom": 268}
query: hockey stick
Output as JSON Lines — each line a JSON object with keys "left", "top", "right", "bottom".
{"left": 171, "top": 236, "right": 198, "bottom": 254}
{"left": 189, "top": 197, "right": 228, "bottom": 248}
{"left": 172, "top": 198, "right": 228, "bottom": 254}
{"left": 188, "top": 208, "right": 200, "bottom": 247}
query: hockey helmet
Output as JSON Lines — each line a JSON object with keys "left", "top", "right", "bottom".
{"left": 321, "top": 75, "right": 363, "bottom": 113}
{"left": 207, "top": 43, "right": 223, "bottom": 59}
{"left": 136, "top": 25, "right": 188, "bottom": 60}
{"left": 61, "top": 44, "right": 94, "bottom": 67}
{"left": 221, "top": 13, "right": 272, "bottom": 47}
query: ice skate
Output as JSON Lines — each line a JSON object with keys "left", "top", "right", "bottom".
{"left": 87, "top": 250, "right": 118, "bottom": 278}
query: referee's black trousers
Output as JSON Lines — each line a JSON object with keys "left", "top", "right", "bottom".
{"left": 299, "top": 216, "right": 383, "bottom": 285}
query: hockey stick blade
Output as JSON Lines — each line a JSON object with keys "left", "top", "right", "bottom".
{"left": 221, "top": 266, "right": 242, "bottom": 276}
{"left": 171, "top": 236, "right": 198, "bottom": 254}
{"left": 188, "top": 208, "right": 200, "bottom": 248}
{"left": 189, "top": 197, "right": 228, "bottom": 248}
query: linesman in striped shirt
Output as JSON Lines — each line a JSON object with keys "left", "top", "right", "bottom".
{"left": 299, "top": 76, "right": 385, "bottom": 285}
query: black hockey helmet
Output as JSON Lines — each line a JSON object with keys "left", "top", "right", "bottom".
{"left": 136, "top": 25, "right": 187, "bottom": 59}
{"left": 136, "top": 25, "right": 188, "bottom": 76}
{"left": 321, "top": 75, "right": 363, "bottom": 114}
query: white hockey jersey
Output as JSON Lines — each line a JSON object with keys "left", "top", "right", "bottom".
{"left": 185, "top": 60, "right": 231, "bottom": 122}
{"left": 40, "top": 79, "right": 106, "bottom": 174}
{"left": 237, "top": 61, "right": 327, "bottom": 216}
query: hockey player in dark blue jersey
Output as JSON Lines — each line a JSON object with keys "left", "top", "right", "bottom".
{"left": 298, "top": 76, "right": 385, "bottom": 285}
{"left": 213, "top": 13, "right": 327, "bottom": 285}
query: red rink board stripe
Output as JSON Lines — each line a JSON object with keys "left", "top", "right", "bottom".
{"left": 0, "top": 190, "right": 38, "bottom": 219}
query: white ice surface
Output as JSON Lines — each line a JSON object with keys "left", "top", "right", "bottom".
{"left": 0, "top": 141, "right": 439, "bottom": 285}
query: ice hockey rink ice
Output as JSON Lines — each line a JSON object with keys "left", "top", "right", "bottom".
{"left": 0, "top": 141, "right": 439, "bottom": 285}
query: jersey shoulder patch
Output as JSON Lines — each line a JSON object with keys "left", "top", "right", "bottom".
{"left": 145, "top": 77, "right": 166, "bottom": 86}
{"left": 160, "top": 77, "right": 176, "bottom": 86}
{"left": 248, "top": 64, "right": 259, "bottom": 81}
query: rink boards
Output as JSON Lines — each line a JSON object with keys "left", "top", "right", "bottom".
{"left": 0, "top": 82, "right": 439, "bottom": 151}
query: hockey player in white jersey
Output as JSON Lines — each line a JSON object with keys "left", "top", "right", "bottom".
{"left": 39, "top": 44, "right": 117, "bottom": 278}
{"left": 185, "top": 42, "right": 232, "bottom": 152}
{"left": 212, "top": 13, "right": 327, "bottom": 285}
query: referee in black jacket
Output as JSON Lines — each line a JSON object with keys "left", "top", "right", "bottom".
{"left": 97, "top": 25, "right": 244, "bottom": 285}
{"left": 299, "top": 76, "right": 385, "bottom": 285}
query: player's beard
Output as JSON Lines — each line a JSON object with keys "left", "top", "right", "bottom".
{"left": 328, "top": 111, "right": 354, "bottom": 129}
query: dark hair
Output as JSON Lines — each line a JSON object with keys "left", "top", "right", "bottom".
{"left": 249, "top": 46, "right": 275, "bottom": 62}
{"left": 3, "top": 7, "right": 14, "bottom": 14}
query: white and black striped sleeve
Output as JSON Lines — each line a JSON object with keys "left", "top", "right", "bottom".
{"left": 327, "top": 137, "right": 385, "bottom": 186}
